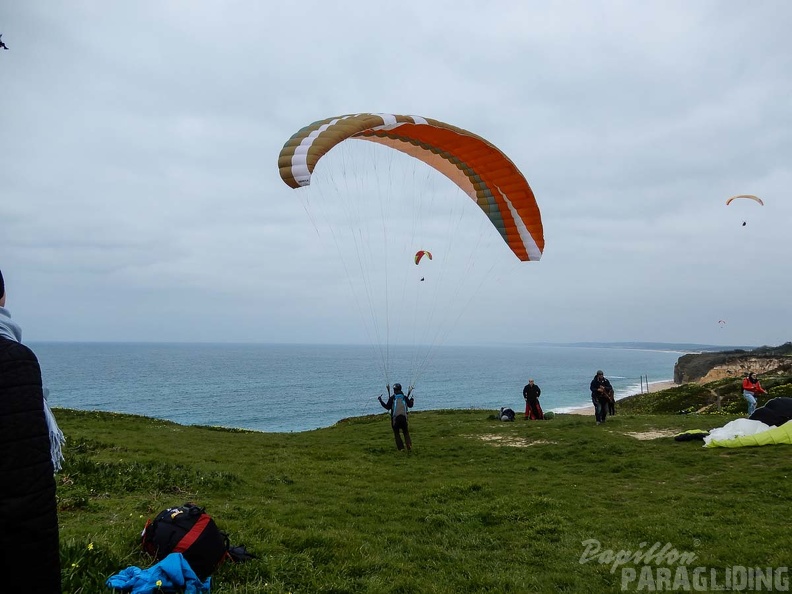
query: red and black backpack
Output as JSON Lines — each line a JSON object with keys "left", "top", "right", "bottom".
{"left": 141, "top": 503, "right": 230, "bottom": 581}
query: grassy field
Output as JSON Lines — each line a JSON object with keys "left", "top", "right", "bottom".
{"left": 53, "top": 382, "right": 792, "bottom": 594}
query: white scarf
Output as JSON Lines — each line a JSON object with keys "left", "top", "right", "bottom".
{"left": 43, "top": 387, "right": 66, "bottom": 472}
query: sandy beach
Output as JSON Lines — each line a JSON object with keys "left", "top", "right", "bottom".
{"left": 565, "top": 380, "right": 676, "bottom": 415}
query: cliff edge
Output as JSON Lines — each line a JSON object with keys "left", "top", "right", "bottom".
{"left": 674, "top": 342, "right": 792, "bottom": 383}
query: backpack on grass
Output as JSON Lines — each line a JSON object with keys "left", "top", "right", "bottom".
{"left": 141, "top": 503, "right": 230, "bottom": 581}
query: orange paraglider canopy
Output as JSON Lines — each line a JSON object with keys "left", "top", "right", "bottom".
{"left": 278, "top": 113, "right": 544, "bottom": 262}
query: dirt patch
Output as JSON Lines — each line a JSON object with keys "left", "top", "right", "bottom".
{"left": 624, "top": 430, "right": 677, "bottom": 441}
{"left": 477, "top": 434, "right": 557, "bottom": 447}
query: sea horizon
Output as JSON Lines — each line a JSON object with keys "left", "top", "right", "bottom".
{"left": 31, "top": 341, "right": 749, "bottom": 433}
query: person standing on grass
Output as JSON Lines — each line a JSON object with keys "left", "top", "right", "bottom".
{"left": 590, "top": 370, "right": 613, "bottom": 425}
{"left": 378, "top": 383, "right": 414, "bottom": 451}
{"left": 742, "top": 372, "right": 767, "bottom": 416}
{"left": 606, "top": 384, "right": 616, "bottom": 417}
{"left": 0, "top": 268, "right": 64, "bottom": 593}
{"left": 522, "top": 379, "right": 544, "bottom": 420}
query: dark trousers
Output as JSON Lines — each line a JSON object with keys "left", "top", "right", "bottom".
{"left": 392, "top": 415, "right": 411, "bottom": 450}
{"left": 593, "top": 396, "right": 609, "bottom": 423}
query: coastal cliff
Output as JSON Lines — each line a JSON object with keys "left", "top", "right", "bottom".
{"left": 673, "top": 342, "right": 792, "bottom": 383}
{"left": 618, "top": 343, "right": 792, "bottom": 416}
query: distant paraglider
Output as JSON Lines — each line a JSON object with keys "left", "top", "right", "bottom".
{"left": 415, "top": 251, "right": 431, "bottom": 281}
{"left": 0, "top": 34, "right": 9, "bottom": 51}
{"left": 414, "top": 250, "right": 432, "bottom": 266}
{"left": 718, "top": 320, "right": 726, "bottom": 329}
{"left": 726, "top": 194, "right": 763, "bottom": 206}
{"left": 726, "top": 195, "right": 763, "bottom": 227}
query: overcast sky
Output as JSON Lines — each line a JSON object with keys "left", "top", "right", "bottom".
{"left": 1, "top": 1, "right": 790, "bottom": 347}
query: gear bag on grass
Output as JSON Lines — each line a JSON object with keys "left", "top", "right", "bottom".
{"left": 141, "top": 503, "right": 230, "bottom": 581}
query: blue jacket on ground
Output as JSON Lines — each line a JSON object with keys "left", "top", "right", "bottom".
{"left": 106, "top": 553, "right": 211, "bottom": 593}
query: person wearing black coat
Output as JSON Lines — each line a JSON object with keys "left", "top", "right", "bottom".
{"left": 522, "top": 379, "right": 544, "bottom": 420}
{"left": 0, "top": 269, "right": 62, "bottom": 593}
{"left": 590, "top": 370, "right": 613, "bottom": 425}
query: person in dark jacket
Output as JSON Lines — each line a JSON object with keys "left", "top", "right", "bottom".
{"left": 522, "top": 379, "right": 544, "bottom": 420}
{"left": 590, "top": 370, "right": 613, "bottom": 425}
{"left": 0, "top": 268, "right": 63, "bottom": 593}
{"left": 378, "top": 383, "right": 414, "bottom": 451}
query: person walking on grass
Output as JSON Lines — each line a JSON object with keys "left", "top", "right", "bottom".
{"left": 590, "top": 370, "right": 613, "bottom": 425}
{"left": 0, "top": 268, "right": 64, "bottom": 593}
{"left": 378, "top": 383, "right": 414, "bottom": 451}
{"left": 742, "top": 372, "right": 767, "bottom": 416}
{"left": 522, "top": 378, "right": 544, "bottom": 420}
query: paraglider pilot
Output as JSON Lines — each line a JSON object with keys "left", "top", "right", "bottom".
{"left": 522, "top": 379, "right": 544, "bottom": 420}
{"left": 378, "top": 383, "right": 414, "bottom": 451}
{"left": 0, "top": 34, "right": 9, "bottom": 50}
{"left": 742, "top": 372, "right": 767, "bottom": 416}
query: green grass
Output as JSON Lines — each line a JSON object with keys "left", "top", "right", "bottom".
{"left": 55, "top": 402, "right": 792, "bottom": 593}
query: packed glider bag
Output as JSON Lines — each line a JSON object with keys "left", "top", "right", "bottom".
{"left": 141, "top": 503, "right": 229, "bottom": 581}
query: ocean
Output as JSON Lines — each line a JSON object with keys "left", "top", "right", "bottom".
{"left": 29, "top": 342, "right": 692, "bottom": 433}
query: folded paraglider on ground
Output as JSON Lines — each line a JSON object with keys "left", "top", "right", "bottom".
{"left": 704, "top": 398, "right": 792, "bottom": 448}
